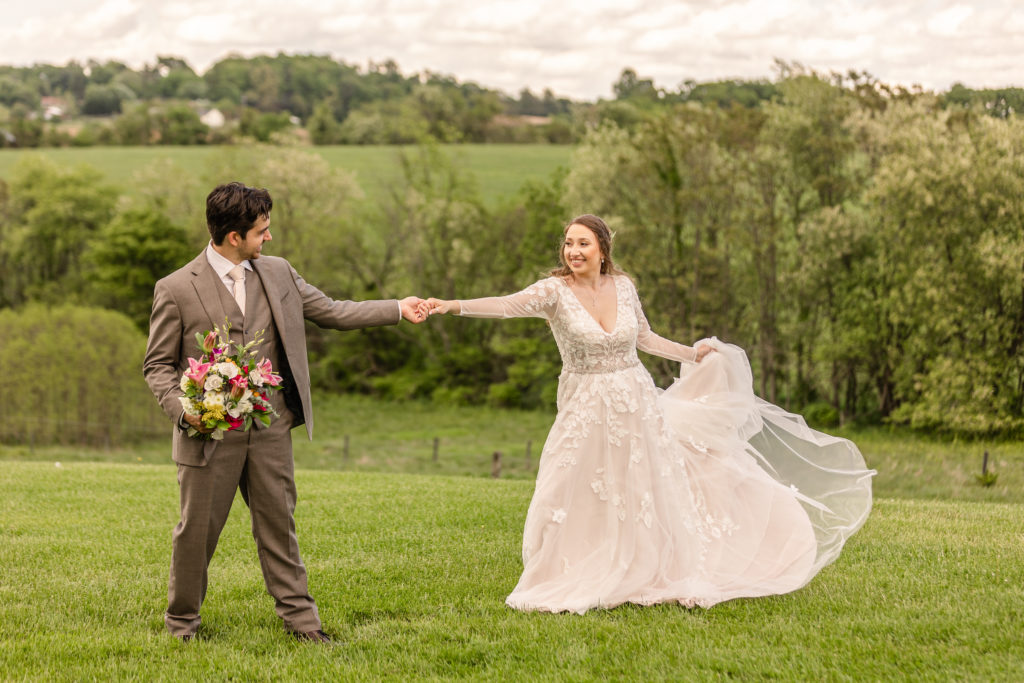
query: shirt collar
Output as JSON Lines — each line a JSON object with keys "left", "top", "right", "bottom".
{"left": 205, "top": 242, "right": 253, "bottom": 279}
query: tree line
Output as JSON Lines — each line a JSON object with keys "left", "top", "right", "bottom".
{"left": 1, "top": 54, "right": 1020, "bottom": 147}
{"left": 1, "top": 67, "right": 1023, "bottom": 445}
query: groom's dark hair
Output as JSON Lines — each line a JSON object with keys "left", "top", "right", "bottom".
{"left": 206, "top": 182, "right": 273, "bottom": 245}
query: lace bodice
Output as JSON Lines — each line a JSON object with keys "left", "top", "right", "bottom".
{"left": 458, "top": 276, "right": 698, "bottom": 374}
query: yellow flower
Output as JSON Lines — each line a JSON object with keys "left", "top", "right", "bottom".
{"left": 202, "top": 407, "right": 225, "bottom": 422}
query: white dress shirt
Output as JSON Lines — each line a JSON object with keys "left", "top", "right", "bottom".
{"left": 205, "top": 242, "right": 252, "bottom": 295}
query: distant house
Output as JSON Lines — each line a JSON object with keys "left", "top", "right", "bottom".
{"left": 199, "top": 108, "right": 225, "bottom": 128}
{"left": 40, "top": 96, "right": 68, "bottom": 121}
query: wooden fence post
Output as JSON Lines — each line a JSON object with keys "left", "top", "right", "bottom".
{"left": 524, "top": 439, "right": 532, "bottom": 471}
{"left": 433, "top": 436, "right": 440, "bottom": 463}
{"left": 492, "top": 451, "right": 502, "bottom": 478}
{"left": 343, "top": 435, "right": 350, "bottom": 464}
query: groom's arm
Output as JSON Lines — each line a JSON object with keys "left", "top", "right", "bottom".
{"left": 290, "top": 263, "right": 402, "bottom": 330}
{"left": 143, "top": 280, "right": 188, "bottom": 425}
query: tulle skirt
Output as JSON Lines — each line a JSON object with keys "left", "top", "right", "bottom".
{"left": 505, "top": 339, "right": 875, "bottom": 614}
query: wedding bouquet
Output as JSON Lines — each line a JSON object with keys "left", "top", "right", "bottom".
{"left": 178, "top": 325, "right": 282, "bottom": 440}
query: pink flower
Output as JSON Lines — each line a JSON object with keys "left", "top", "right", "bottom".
{"left": 185, "top": 357, "right": 212, "bottom": 385}
{"left": 202, "top": 331, "right": 217, "bottom": 354}
{"left": 229, "top": 375, "right": 248, "bottom": 400}
{"left": 257, "top": 359, "right": 283, "bottom": 387}
{"left": 225, "top": 415, "right": 244, "bottom": 431}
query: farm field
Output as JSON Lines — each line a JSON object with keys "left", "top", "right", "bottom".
{"left": 0, "top": 144, "right": 572, "bottom": 205}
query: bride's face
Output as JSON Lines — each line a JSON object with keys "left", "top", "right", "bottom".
{"left": 563, "top": 224, "right": 603, "bottom": 276}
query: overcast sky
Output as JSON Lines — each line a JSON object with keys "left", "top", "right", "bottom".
{"left": 3, "top": 0, "right": 1021, "bottom": 100}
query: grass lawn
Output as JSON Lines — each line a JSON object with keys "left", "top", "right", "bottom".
{"left": 0, "top": 144, "right": 571, "bottom": 206}
{"left": 1, "top": 461, "right": 1022, "bottom": 680}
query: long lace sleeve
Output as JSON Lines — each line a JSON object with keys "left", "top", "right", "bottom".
{"left": 631, "top": 281, "right": 699, "bottom": 363}
{"left": 457, "top": 278, "right": 560, "bottom": 320}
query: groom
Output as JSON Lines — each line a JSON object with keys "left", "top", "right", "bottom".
{"left": 144, "top": 181, "right": 426, "bottom": 643}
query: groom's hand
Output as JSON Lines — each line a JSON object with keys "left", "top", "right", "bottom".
{"left": 183, "top": 412, "right": 214, "bottom": 434}
{"left": 400, "top": 296, "right": 428, "bottom": 324}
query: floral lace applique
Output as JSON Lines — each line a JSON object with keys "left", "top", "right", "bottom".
{"left": 636, "top": 492, "right": 654, "bottom": 528}
{"left": 612, "top": 493, "right": 626, "bottom": 522}
{"left": 688, "top": 435, "right": 709, "bottom": 454}
{"left": 629, "top": 435, "right": 643, "bottom": 465}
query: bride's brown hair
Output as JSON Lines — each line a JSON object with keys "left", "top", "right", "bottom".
{"left": 549, "top": 214, "right": 628, "bottom": 279}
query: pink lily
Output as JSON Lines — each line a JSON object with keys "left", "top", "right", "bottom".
{"left": 257, "top": 359, "right": 283, "bottom": 386}
{"left": 185, "top": 357, "right": 212, "bottom": 385}
{"left": 202, "top": 331, "right": 218, "bottom": 354}
{"left": 229, "top": 376, "right": 248, "bottom": 400}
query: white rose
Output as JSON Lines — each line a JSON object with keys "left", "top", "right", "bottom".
{"left": 228, "top": 399, "right": 253, "bottom": 418}
{"left": 215, "top": 362, "right": 239, "bottom": 379}
{"left": 248, "top": 369, "right": 264, "bottom": 387}
{"left": 179, "top": 374, "right": 190, "bottom": 391}
{"left": 204, "top": 374, "right": 224, "bottom": 391}
{"left": 202, "top": 392, "right": 225, "bottom": 411}
{"left": 178, "top": 396, "right": 199, "bottom": 415}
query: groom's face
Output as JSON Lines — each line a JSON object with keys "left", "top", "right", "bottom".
{"left": 236, "top": 215, "right": 272, "bottom": 261}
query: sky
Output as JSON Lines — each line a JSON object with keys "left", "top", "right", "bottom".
{"left": 2, "top": 0, "right": 1022, "bottom": 100}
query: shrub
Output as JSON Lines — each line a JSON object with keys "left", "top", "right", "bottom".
{"left": 0, "top": 305, "right": 166, "bottom": 446}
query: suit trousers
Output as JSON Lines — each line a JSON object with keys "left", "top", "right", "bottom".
{"left": 164, "top": 411, "right": 321, "bottom": 637}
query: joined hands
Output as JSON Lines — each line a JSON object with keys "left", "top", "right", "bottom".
{"left": 399, "top": 297, "right": 431, "bottom": 324}
{"left": 399, "top": 297, "right": 458, "bottom": 323}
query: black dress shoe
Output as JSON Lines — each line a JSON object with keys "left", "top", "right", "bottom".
{"left": 293, "top": 629, "right": 332, "bottom": 644}
{"left": 176, "top": 632, "right": 196, "bottom": 642}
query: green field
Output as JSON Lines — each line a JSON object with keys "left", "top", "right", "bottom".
{"left": 1, "top": 459, "right": 1022, "bottom": 680}
{"left": 3, "top": 394, "right": 1022, "bottom": 502}
{"left": 0, "top": 144, "right": 571, "bottom": 205}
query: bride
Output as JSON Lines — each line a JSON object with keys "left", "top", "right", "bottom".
{"left": 425, "top": 214, "right": 874, "bottom": 614}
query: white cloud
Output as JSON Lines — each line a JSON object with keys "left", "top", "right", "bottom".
{"left": 926, "top": 4, "right": 975, "bottom": 37}
{"left": 1, "top": 0, "right": 1021, "bottom": 98}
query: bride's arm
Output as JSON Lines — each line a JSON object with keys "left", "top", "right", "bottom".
{"left": 631, "top": 283, "right": 712, "bottom": 363}
{"left": 428, "top": 278, "right": 560, "bottom": 320}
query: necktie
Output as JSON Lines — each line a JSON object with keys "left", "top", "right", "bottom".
{"left": 228, "top": 264, "right": 246, "bottom": 316}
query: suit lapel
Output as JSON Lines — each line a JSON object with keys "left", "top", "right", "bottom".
{"left": 189, "top": 252, "right": 228, "bottom": 331}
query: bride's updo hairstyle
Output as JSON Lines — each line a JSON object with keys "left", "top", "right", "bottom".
{"left": 549, "top": 214, "right": 628, "bottom": 279}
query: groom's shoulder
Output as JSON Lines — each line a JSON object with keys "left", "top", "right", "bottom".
{"left": 255, "top": 254, "right": 294, "bottom": 279}
{"left": 156, "top": 252, "right": 205, "bottom": 289}
{"left": 257, "top": 254, "right": 291, "bottom": 270}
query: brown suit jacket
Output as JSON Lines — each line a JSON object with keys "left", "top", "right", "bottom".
{"left": 143, "top": 251, "right": 399, "bottom": 466}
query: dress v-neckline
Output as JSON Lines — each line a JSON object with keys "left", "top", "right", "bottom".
{"left": 561, "top": 276, "right": 618, "bottom": 335}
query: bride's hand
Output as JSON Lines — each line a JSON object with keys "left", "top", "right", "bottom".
{"left": 694, "top": 344, "right": 716, "bottom": 363}
{"left": 425, "top": 298, "right": 455, "bottom": 315}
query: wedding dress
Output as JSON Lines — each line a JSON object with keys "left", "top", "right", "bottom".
{"left": 457, "top": 275, "right": 875, "bottom": 613}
